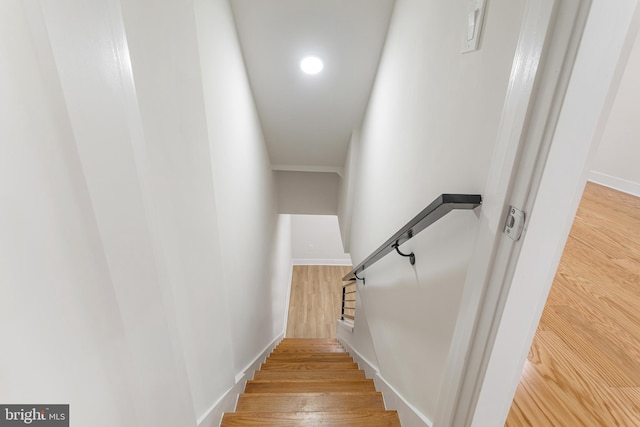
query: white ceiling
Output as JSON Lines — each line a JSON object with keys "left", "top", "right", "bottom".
{"left": 230, "top": 0, "right": 395, "bottom": 169}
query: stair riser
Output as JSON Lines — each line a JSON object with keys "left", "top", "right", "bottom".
{"left": 269, "top": 351, "right": 349, "bottom": 356}
{"left": 236, "top": 392, "right": 385, "bottom": 412}
{"left": 221, "top": 411, "right": 401, "bottom": 427}
{"left": 260, "top": 362, "right": 358, "bottom": 370}
{"left": 272, "top": 347, "right": 345, "bottom": 353}
{"left": 253, "top": 370, "right": 365, "bottom": 380}
{"left": 267, "top": 356, "right": 353, "bottom": 363}
{"left": 244, "top": 380, "right": 376, "bottom": 393}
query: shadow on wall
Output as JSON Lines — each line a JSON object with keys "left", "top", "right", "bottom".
{"left": 290, "top": 214, "right": 352, "bottom": 265}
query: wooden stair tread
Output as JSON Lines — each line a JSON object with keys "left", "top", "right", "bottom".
{"left": 254, "top": 370, "right": 366, "bottom": 380}
{"left": 274, "top": 346, "right": 344, "bottom": 351}
{"left": 223, "top": 339, "right": 400, "bottom": 426}
{"left": 272, "top": 347, "right": 345, "bottom": 353}
{"left": 236, "top": 392, "right": 385, "bottom": 412}
{"left": 269, "top": 351, "right": 350, "bottom": 357}
{"left": 265, "top": 357, "right": 352, "bottom": 363}
{"left": 274, "top": 344, "right": 344, "bottom": 349}
{"left": 260, "top": 362, "right": 358, "bottom": 370}
{"left": 220, "top": 411, "right": 401, "bottom": 426}
{"left": 276, "top": 341, "right": 343, "bottom": 348}
{"left": 245, "top": 379, "right": 376, "bottom": 393}
{"left": 266, "top": 354, "right": 353, "bottom": 363}
{"left": 273, "top": 347, "right": 345, "bottom": 353}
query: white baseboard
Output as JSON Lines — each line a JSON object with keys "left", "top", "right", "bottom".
{"left": 197, "top": 333, "right": 283, "bottom": 426}
{"left": 292, "top": 258, "right": 352, "bottom": 266}
{"left": 337, "top": 319, "right": 354, "bottom": 333}
{"left": 338, "top": 338, "right": 432, "bottom": 427}
{"left": 589, "top": 171, "right": 640, "bottom": 197}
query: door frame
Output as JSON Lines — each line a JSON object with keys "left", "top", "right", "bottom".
{"left": 434, "top": 0, "right": 640, "bottom": 425}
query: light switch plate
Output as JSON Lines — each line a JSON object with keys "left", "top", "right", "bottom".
{"left": 462, "top": 0, "right": 486, "bottom": 53}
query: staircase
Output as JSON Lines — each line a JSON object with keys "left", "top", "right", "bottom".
{"left": 221, "top": 338, "right": 401, "bottom": 426}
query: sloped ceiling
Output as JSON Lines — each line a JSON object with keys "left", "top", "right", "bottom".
{"left": 230, "top": 0, "right": 395, "bottom": 170}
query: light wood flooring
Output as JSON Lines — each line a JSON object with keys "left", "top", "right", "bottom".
{"left": 286, "top": 265, "right": 351, "bottom": 338}
{"left": 506, "top": 182, "right": 640, "bottom": 426}
{"left": 221, "top": 338, "right": 400, "bottom": 426}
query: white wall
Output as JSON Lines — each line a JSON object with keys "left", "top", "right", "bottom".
{"left": 36, "top": 0, "right": 197, "bottom": 424}
{"left": 276, "top": 171, "right": 340, "bottom": 214}
{"left": 337, "top": 130, "right": 361, "bottom": 252}
{"left": 119, "top": 0, "right": 241, "bottom": 419}
{"left": 590, "top": 27, "right": 640, "bottom": 196}
{"left": 1, "top": 0, "right": 289, "bottom": 426}
{"left": 195, "top": 0, "right": 288, "bottom": 379}
{"left": 270, "top": 215, "right": 294, "bottom": 337}
{"left": 291, "top": 215, "right": 352, "bottom": 265}
{"left": 0, "top": 3, "right": 138, "bottom": 425}
{"left": 337, "top": 0, "right": 525, "bottom": 422}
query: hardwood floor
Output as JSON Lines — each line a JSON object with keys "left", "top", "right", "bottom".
{"left": 286, "top": 265, "right": 351, "bottom": 338}
{"left": 221, "top": 338, "right": 401, "bottom": 426}
{"left": 506, "top": 182, "right": 640, "bottom": 426}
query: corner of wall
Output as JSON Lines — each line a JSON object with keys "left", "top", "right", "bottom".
{"left": 196, "top": 333, "right": 283, "bottom": 427}
{"left": 338, "top": 338, "right": 432, "bottom": 427}
{"left": 337, "top": 129, "right": 361, "bottom": 253}
{"left": 588, "top": 171, "right": 640, "bottom": 197}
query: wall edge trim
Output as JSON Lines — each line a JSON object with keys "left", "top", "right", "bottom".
{"left": 197, "top": 333, "right": 283, "bottom": 426}
{"left": 291, "top": 258, "right": 352, "bottom": 266}
{"left": 338, "top": 338, "right": 432, "bottom": 427}
{"left": 337, "top": 319, "right": 354, "bottom": 333}
{"left": 272, "top": 164, "right": 344, "bottom": 177}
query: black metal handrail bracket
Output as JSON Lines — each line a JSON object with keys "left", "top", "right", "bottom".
{"left": 342, "top": 194, "right": 482, "bottom": 282}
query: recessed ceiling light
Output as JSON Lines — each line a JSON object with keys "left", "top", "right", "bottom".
{"left": 300, "top": 56, "right": 324, "bottom": 75}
